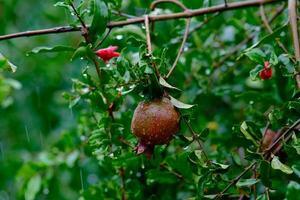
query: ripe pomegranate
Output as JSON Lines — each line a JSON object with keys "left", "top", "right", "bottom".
{"left": 131, "top": 97, "right": 180, "bottom": 158}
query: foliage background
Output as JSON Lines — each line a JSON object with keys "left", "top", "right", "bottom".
{"left": 0, "top": 0, "right": 300, "bottom": 199}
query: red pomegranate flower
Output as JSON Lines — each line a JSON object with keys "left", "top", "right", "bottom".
{"left": 259, "top": 61, "right": 272, "bottom": 80}
{"left": 95, "top": 46, "right": 120, "bottom": 63}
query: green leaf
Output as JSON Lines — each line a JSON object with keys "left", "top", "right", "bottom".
{"left": 243, "top": 22, "right": 288, "bottom": 53}
{"left": 54, "top": 1, "right": 73, "bottom": 13}
{"left": 146, "top": 169, "right": 177, "bottom": 184}
{"left": 245, "top": 48, "right": 266, "bottom": 63}
{"left": 71, "top": 46, "right": 94, "bottom": 61}
{"left": 271, "top": 156, "right": 293, "bottom": 174}
{"left": 169, "top": 95, "right": 194, "bottom": 109}
{"left": 270, "top": 51, "right": 278, "bottom": 66}
{"left": 0, "top": 53, "right": 17, "bottom": 73}
{"left": 159, "top": 77, "right": 181, "bottom": 91}
{"left": 278, "top": 54, "right": 295, "bottom": 75}
{"left": 25, "top": 174, "right": 42, "bottom": 200}
{"left": 211, "top": 162, "right": 230, "bottom": 170}
{"left": 292, "top": 165, "right": 300, "bottom": 178}
{"left": 27, "top": 46, "right": 75, "bottom": 55}
{"left": 66, "top": 150, "right": 79, "bottom": 167}
{"left": 286, "top": 181, "right": 300, "bottom": 200}
{"left": 249, "top": 65, "right": 263, "bottom": 80}
{"left": 89, "top": 0, "right": 109, "bottom": 43}
{"left": 260, "top": 160, "right": 271, "bottom": 187}
{"left": 287, "top": 101, "right": 300, "bottom": 113}
{"left": 236, "top": 178, "right": 259, "bottom": 187}
{"left": 240, "top": 121, "right": 259, "bottom": 146}
{"left": 203, "top": 194, "right": 217, "bottom": 199}
{"left": 291, "top": 133, "right": 300, "bottom": 155}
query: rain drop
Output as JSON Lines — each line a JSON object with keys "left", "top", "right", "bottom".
{"left": 116, "top": 35, "right": 123, "bottom": 40}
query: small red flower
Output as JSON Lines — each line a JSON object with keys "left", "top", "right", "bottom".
{"left": 95, "top": 46, "right": 120, "bottom": 63}
{"left": 259, "top": 61, "right": 272, "bottom": 80}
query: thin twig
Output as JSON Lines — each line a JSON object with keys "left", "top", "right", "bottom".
{"left": 215, "top": 5, "right": 285, "bottom": 67}
{"left": 260, "top": 5, "right": 272, "bottom": 32}
{"left": 0, "top": 0, "right": 284, "bottom": 41}
{"left": 144, "top": 15, "right": 153, "bottom": 55}
{"left": 194, "top": 118, "right": 297, "bottom": 199}
{"left": 150, "top": 0, "right": 188, "bottom": 33}
{"left": 214, "top": 162, "right": 257, "bottom": 200}
{"left": 150, "top": 0, "right": 191, "bottom": 79}
{"left": 70, "top": 2, "right": 115, "bottom": 148}
{"left": 144, "top": 15, "right": 160, "bottom": 77}
{"left": 182, "top": 116, "right": 209, "bottom": 162}
{"left": 118, "top": 137, "right": 135, "bottom": 149}
{"left": 266, "top": 188, "right": 270, "bottom": 200}
{"left": 94, "top": 28, "right": 112, "bottom": 49}
{"left": 160, "top": 163, "right": 184, "bottom": 179}
{"left": 259, "top": 5, "right": 291, "bottom": 58}
{"left": 69, "top": 2, "right": 89, "bottom": 43}
{"left": 91, "top": 55, "right": 102, "bottom": 82}
{"left": 252, "top": 166, "right": 257, "bottom": 200}
{"left": 119, "top": 168, "right": 127, "bottom": 200}
{"left": 288, "top": 0, "right": 300, "bottom": 89}
{"left": 166, "top": 17, "right": 191, "bottom": 79}
{"left": 189, "top": 13, "right": 220, "bottom": 34}
{"left": 151, "top": 0, "right": 187, "bottom": 11}
{"left": 264, "top": 118, "right": 300, "bottom": 155}
{"left": 112, "top": 10, "right": 136, "bottom": 19}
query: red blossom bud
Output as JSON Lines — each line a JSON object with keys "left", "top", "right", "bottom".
{"left": 95, "top": 46, "right": 120, "bottom": 63}
{"left": 259, "top": 61, "right": 272, "bottom": 80}
{"left": 264, "top": 61, "right": 270, "bottom": 68}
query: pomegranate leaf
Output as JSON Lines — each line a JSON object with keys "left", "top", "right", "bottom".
{"left": 169, "top": 95, "right": 194, "bottom": 109}
{"left": 271, "top": 156, "right": 293, "bottom": 174}
{"left": 159, "top": 77, "right": 181, "bottom": 91}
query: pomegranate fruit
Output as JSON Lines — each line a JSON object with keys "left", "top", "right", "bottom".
{"left": 131, "top": 97, "right": 180, "bottom": 158}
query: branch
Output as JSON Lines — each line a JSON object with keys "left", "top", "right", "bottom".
{"left": 119, "top": 168, "right": 127, "bottom": 200}
{"left": 259, "top": 5, "right": 272, "bottom": 33}
{"left": 95, "top": 28, "right": 112, "bottom": 49}
{"left": 144, "top": 15, "right": 153, "bottom": 55}
{"left": 264, "top": 118, "right": 300, "bottom": 155}
{"left": 166, "top": 18, "right": 191, "bottom": 79}
{"left": 144, "top": 15, "right": 160, "bottom": 77}
{"left": 189, "top": 13, "right": 220, "bottom": 35}
{"left": 69, "top": 2, "right": 89, "bottom": 43}
{"left": 214, "top": 162, "right": 257, "bottom": 200}
{"left": 150, "top": 0, "right": 191, "bottom": 79}
{"left": 181, "top": 115, "right": 209, "bottom": 163}
{"left": 288, "top": 0, "right": 300, "bottom": 89}
{"left": 150, "top": 0, "right": 187, "bottom": 11}
{"left": 214, "top": 4, "right": 285, "bottom": 67}
{"left": 0, "top": 0, "right": 284, "bottom": 41}
{"left": 259, "top": 4, "right": 292, "bottom": 60}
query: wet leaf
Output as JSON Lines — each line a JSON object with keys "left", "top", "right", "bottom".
{"left": 169, "top": 95, "right": 194, "bottom": 109}
{"left": 271, "top": 156, "right": 293, "bottom": 174}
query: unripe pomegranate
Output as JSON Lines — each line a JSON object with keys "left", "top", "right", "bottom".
{"left": 261, "top": 129, "right": 277, "bottom": 151}
{"left": 131, "top": 97, "right": 180, "bottom": 158}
